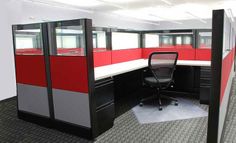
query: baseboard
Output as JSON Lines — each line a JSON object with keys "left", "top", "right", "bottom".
{"left": 53, "top": 119, "right": 93, "bottom": 140}
{"left": 18, "top": 110, "right": 53, "bottom": 128}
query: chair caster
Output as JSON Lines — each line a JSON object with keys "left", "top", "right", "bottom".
{"left": 139, "top": 103, "right": 143, "bottom": 107}
{"left": 175, "top": 102, "right": 178, "bottom": 106}
{"left": 159, "top": 107, "right": 163, "bottom": 111}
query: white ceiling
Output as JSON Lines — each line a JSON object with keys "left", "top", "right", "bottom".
{"left": 24, "top": 0, "right": 236, "bottom": 25}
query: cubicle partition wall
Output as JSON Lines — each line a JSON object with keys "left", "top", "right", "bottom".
{"left": 93, "top": 29, "right": 143, "bottom": 67}
{"left": 13, "top": 23, "right": 52, "bottom": 122}
{"left": 111, "top": 30, "right": 142, "bottom": 63}
{"left": 195, "top": 30, "right": 212, "bottom": 60}
{"left": 93, "top": 27, "right": 112, "bottom": 67}
{"left": 12, "top": 19, "right": 112, "bottom": 139}
{"left": 142, "top": 30, "right": 196, "bottom": 60}
{"left": 208, "top": 9, "right": 236, "bottom": 143}
{"left": 48, "top": 20, "right": 94, "bottom": 137}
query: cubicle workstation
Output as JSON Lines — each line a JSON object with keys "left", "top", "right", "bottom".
{"left": 12, "top": 9, "right": 235, "bottom": 143}
{"left": 139, "top": 29, "right": 212, "bottom": 104}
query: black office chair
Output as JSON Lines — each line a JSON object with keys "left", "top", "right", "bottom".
{"left": 140, "top": 52, "right": 179, "bottom": 111}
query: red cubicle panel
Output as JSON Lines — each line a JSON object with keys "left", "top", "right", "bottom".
{"left": 15, "top": 55, "right": 47, "bottom": 87}
{"left": 50, "top": 56, "right": 88, "bottom": 93}
{"left": 142, "top": 47, "right": 195, "bottom": 60}
{"left": 111, "top": 48, "right": 142, "bottom": 64}
{"left": 195, "top": 49, "right": 211, "bottom": 61}
{"left": 94, "top": 50, "right": 112, "bottom": 67}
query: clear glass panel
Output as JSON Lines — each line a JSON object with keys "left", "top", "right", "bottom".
{"left": 93, "top": 31, "right": 107, "bottom": 52}
{"left": 183, "top": 35, "right": 192, "bottom": 45}
{"left": 160, "top": 35, "right": 174, "bottom": 47}
{"left": 176, "top": 36, "right": 182, "bottom": 45}
{"left": 144, "top": 34, "right": 159, "bottom": 48}
{"left": 15, "top": 28, "right": 43, "bottom": 55}
{"left": 54, "top": 25, "right": 85, "bottom": 56}
{"left": 199, "top": 32, "right": 212, "bottom": 49}
{"left": 112, "top": 32, "right": 139, "bottom": 50}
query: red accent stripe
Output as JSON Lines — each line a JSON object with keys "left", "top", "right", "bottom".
{"left": 15, "top": 55, "right": 47, "bottom": 87}
{"left": 195, "top": 49, "right": 211, "bottom": 61}
{"left": 94, "top": 51, "right": 112, "bottom": 67}
{"left": 111, "top": 48, "right": 142, "bottom": 64}
{"left": 16, "top": 48, "right": 43, "bottom": 55}
{"left": 50, "top": 56, "right": 88, "bottom": 93}
{"left": 220, "top": 49, "right": 235, "bottom": 103}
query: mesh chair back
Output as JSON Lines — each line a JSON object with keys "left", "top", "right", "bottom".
{"left": 148, "top": 52, "right": 178, "bottom": 82}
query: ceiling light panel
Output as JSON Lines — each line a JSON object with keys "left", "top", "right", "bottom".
{"left": 50, "top": 0, "right": 102, "bottom": 7}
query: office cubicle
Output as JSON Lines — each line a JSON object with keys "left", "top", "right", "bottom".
{"left": 12, "top": 10, "right": 235, "bottom": 143}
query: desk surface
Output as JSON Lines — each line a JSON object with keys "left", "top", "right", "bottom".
{"left": 94, "top": 59, "right": 211, "bottom": 81}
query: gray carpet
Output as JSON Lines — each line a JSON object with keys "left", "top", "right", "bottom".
{"left": 1, "top": 79, "right": 236, "bottom": 142}
{"left": 96, "top": 97, "right": 208, "bottom": 143}
{"left": 132, "top": 98, "right": 208, "bottom": 124}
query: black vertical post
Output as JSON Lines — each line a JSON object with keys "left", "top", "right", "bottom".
{"left": 83, "top": 19, "right": 97, "bottom": 137}
{"left": 106, "top": 29, "right": 112, "bottom": 50}
{"left": 138, "top": 32, "right": 143, "bottom": 48}
{"left": 47, "top": 22, "right": 57, "bottom": 55}
{"left": 141, "top": 32, "right": 145, "bottom": 48}
{"left": 207, "top": 9, "right": 224, "bottom": 143}
{"left": 193, "top": 30, "right": 198, "bottom": 48}
{"left": 42, "top": 23, "right": 55, "bottom": 120}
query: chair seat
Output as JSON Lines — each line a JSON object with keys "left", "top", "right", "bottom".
{"left": 144, "top": 76, "right": 172, "bottom": 87}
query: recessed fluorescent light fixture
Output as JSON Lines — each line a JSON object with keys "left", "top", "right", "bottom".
{"left": 160, "top": 0, "right": 172, "bottom": 6}
{"left": 185, "top": 11, "right": 207, "bottom": 23}
{"left": 50, "top": 0, "right": 102, "bottom": 7}
{"left": 227, "top": 9, "right": 235, "bottom": 22}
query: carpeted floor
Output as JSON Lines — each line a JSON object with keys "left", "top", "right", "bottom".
{"left": 0, "top": 80, "right": 235, "bottom": 142}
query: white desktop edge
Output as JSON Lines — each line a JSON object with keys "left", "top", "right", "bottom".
{"left": 94, "top": 59, "right": 211, "bottom": 81}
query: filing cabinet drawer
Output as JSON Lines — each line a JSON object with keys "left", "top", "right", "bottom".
{"left": 200, "top": 78, "right": 211, "bottom": 85}
{"left": 95, "top": 78, "right": 114, "bottom": 109}
{"left": 95, "top": 103, "right": 115, "bottom": 136}
{"left": 200, "top": 86, "right": 211, "bottom": 104}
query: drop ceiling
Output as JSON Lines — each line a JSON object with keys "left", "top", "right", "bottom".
{"left": 24, "top": 0, "right": 236, "bottom": 25}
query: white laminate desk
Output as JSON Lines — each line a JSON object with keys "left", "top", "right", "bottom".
{"left": 94, "top": 59, "right": 211, "bottom": 81}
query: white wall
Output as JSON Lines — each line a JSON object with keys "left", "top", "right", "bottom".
{"left": 0, "top": 1, "right": 17, "bottom": 101}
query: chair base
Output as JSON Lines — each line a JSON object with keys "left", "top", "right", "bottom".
{"left": 139, "top": 93, "right": 178, "bottom": 111}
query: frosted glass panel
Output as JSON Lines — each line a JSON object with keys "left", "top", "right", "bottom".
{"left": 112, "top": 32, "right": 139, "bottom": 50}
{"left": 145, "top": 34, "right": 159, "bottom": 48}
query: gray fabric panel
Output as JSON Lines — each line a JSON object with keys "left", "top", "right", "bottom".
{"left": 17, "top": 83, "right": 50, "bottom": 117}
{"left": 53, "top": 89, "right": 91, "bottom": 128}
